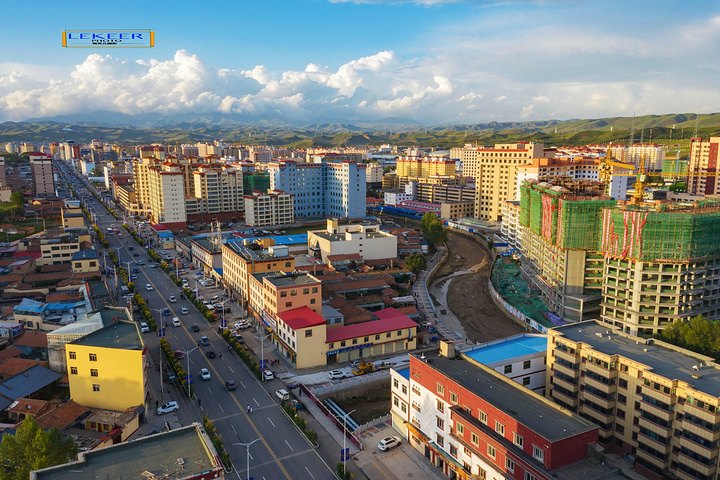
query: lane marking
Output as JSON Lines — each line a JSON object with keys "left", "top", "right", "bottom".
{"left": 228, "top": 366, "right": 234, "bottom": 373}
{"left": 305, "top": 467, "right": 316, "bottom": 480}
{"left": 253, "top": 397, "right": 259, "bottom": 406}
{"left": 218, "top": 404, "right": 224, "bottom": 413}
{"left": 268, "top": 418, "right": 275, "bottom": 427}
{"left": 285, "top": 440, "right": 294, "bottom": 452}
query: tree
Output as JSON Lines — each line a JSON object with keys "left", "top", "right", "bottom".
{"left": 657, "top": 315, "right": 720, "bottom": 359}
{"left": 91, "top": 167, "right": 104, "bottom": 177}
{"left": 421, "top": 212, "right": 447, "bottom": 245}
{"left": 0, "top": 416, "right": 78, "bottom": 480}
{"left": 404, "top": 253, "right": 427, "bottom": 274}
{"left": 9, "top": 191, "right": 24, "bottom": 207}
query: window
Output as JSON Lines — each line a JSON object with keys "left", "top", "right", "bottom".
{"left": 70, "top": 367, "right": 78, "bottom": 375}
{"left": 90, "top": 369, "right": 98, "bottom": 377}
{"left": 504, "top": 365, "right": 512, "bottom": 374}
{"left": 437, "top": 417, "right": 445, "bottom": 429}
{"left": 401, "top": 403, "right": 407, "bottom": 413}
{"left": 523, "top": 377, "right": 531, "bottom": 386}
{"left": 92, "top": 384, "right": 100, "bottom": 392}
{"left": 505, "top": 457, "right": 515, "bottom": 472}
{"left": 523, "top": 360, "right": 531, "bottom": 369}
{"left": 437, "top": 400, "right": 445, "bottom": 413}
{"left": 285, "top": 301, "right": 292, "bottom": 307}
{"left": 437, "top": 383, "right": 445, "bottom": 395}
{"left": 280, "top": 291, "right": 287, "bottom": 297}
{"left": 450, "top": 392, "right": 458, "bottom": 404}
{"left": 450, "top": 445, "right": 458, "bottom": 457}
{"left": 533, "top": 446, "right": 544, "bottom": 462}
{"left": 89, "top": 353, "right": 97, "bottom": 362}
{"left": 394, "top": 397, "right": 400, "bottom": 407}
{"left": 487, "top": 445, "right": 496, "bottom": 459}
{"left": 341, "top": 341, "right": 346, "bottom": 347}
{"left": 495, "top": 421, "right": 505, "bottom": 435}
{"left": 312, "top": 287, "right": 318, "bottom": 293}
{"left": 436, "top": 434, "right": 444, "bottom": 447}
{"left": 375, "top": 334, "right": 380, "bottom": 340}
{"left": 352, "top": 338, "right": 358, "bottom": 345}
{"left": 471, "top": 433, "right": 479, "bottom": 446}
{"left": 386, "top": 332, "right": 391, "bottom": 338}
{"left": 457, "top": 422, "right": 464, "bottom": 435}
{"left": 69, "top": 351, "right": 76, "bottom": 360}
{"left": 303, "top": 288, "right": 309, "bottom": 295}
{"left": 479, "top": 410, "right": 487, "bottom": 424}
{"left": 393, "top": 379, "right": 399, "bottom": 389}
{"left": 525, "top": 473, "right": 535, "bottom": 480}
{"left": 402, "top": 385, "right": 407, "bottom": 394}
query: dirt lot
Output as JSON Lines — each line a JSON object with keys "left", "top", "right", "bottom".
{"left": 440, "top": 233, "right": 525, "bottom": 343}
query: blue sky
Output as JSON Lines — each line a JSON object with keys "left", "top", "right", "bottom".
{"left": 1, "top": 0, "right": 719, "bottom": 124}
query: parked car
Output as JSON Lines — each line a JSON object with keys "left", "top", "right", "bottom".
{"left": 263, "top": 370, "right": 274, "bottom": 381}
{"left": 210, "top": 295, "right": 221, "bottom": 303}
{"left": 232, "top": 333, "right": 244, "bottom": 343}
{"left": 328, "top": 370, "right": 345, "bottom": 379}
{"left": 181, "top": 307, "right": 188, "bottom": 315}
{"left": 275, "top": 389, "right": 290, "bottom": 401}
{"left": 206, "top": 350, "right": 216, "bottom": 359}
{"left": 139, "top": 322, "right": 150, "bottom": 333}
{"left": 157, "top": 401, "right": 179, "bottom": 415}
{"left": 378, "top": 436, "right": 401, "bottom": 451}
{"left": 172, "top": 317, "right": 181, "bottom": 327}
{"left": 161, "top": 250, "right": 167, "bottom": 255}
{"left": 235, "top": 321, "right": 251, "bottom": 330}
{"left": 200, "top": 368, "right": 211, "bottom": 380}
{"left": 168, "top": 295, "right": 177, "bottom": 303}
{"left": 225, "top": 380, "right": 237, "bottom": 391}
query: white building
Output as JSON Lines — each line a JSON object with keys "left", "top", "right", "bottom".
{"left": 307, "top": 219, "right": 397, "bottom": 263}
{"left": 384, "top": 191, "right": 413, "bottom": 206}
{"left": 365, "top": 162, "right": 384, "bottom": 185}
{"left": 244, "top": 190, "right": 294, "bottom": 227}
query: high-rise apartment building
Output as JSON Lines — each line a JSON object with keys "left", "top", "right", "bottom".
{"left": 548, "top": 321, "right": 720, "bottom": 480}
{"left": 450, "top": 142, "right": 554, "bottom": 221}
{"left": 687, "top": 137, "right": 720, "bottom": 196}
{"left": 268, "top": 154, "right": 366, "bottom": 219}
{"left": 30, "top": 153, "right": 55, "bottom": 197}
{"left": 193, "top": 165, "right": 244, "bottom": 214}
{"left": 243, "top": 190, "right": 294, "bottom": 227}
{"left": 396, "top": 155, "right": 456, "bottom": 179}
{"left": 147, "top": 163, "right": 186, "bottom": 227}
{"left": 0, "top": 155, "right": 6, "bottom": 187}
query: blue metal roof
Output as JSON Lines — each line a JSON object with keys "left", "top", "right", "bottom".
{"left": 213, "top": 268, "right": 223, "bottom": 276}
{"left": 158, "top": 231, "right": 174, "bottom": 238}
{"left": 464, "top": 335, "right": 547, "bottom": 365}
{"left": 13, "top": 298, "right": 46, "bottom": 314}
{"left": 229, "top": 234, "right": 308, "bottom": 245}
{"left": 395, "top": 367, "right": 410, "bottom": 379}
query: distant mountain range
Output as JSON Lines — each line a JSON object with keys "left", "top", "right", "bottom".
{"left": 2, "top": 111, "right": 719, "bottom": 148}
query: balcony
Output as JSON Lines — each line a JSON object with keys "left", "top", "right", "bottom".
{"left": 675, "top": 452, "right": 716, "bottom": 478}
{"left": 635, "top": 447, "right": 670, "bottom": 470}
{"left": 583, "top": 375, "right": 617, "bottom": 395}
{"left": 553, "top": 348, "right": 579, "bottom": 364}
{"left": 553, "top": 374, "right": 580, "bottom": 391}
{"left": 551, "top": 389, "right": 579, "bottom": 408}
{"left": 678, "top": 435, "right": 719, "bottom": 459}
{"left": 640, "top": 400, "right": 674, "bottom": 421}
{"left": 552, "top": 362, "right": 579, "bottom": 378}
{"left": 579, "top": 403, "right": 613, "bottom": 423}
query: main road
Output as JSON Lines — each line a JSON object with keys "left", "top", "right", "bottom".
{"left": 58, "top": 161, "right": 336, "bottom": 480}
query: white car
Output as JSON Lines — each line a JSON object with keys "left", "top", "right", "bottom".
{"left": 378, "top": 436, "right": 401, "bottom": 451}
{"left": 145, "top": 284, "right": 153, "bottom": 291}
{"left": 210, "top": 295, "right": 221, "bottom": 303}
{"left": 263, "top": 370, "right": 274, "bottom": 381}
{"left": 235, "top": 321, "right": 251, "bottom": 330}
{"left": 139, "top": 322, "right": 150, "bottom": 333}
{"left": 172, "top": 317, "right": 181, "bottom": 327}
{"left": 181, "top": 307, "right": 188, "bottom": 315}
{"left": 157, "top": 401, "right": 179, "bottom": 415}
{"left": 328, "top": 370, "right": 345, "bottom": 379}
{"left": 200, "top": 368, "right": 211, "bottom": 381}
{"left": 161, "top": 250, "right": 167, "bottom": 255}
{"left": 275, "top": 389, "right": 289, "bottom": 401}
{"left": 169, "top": 295, "right": 177, "bottom": 303}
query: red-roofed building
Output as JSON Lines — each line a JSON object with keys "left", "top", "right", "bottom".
{"left": 275, "top": 306, "right": 328, "bottom": 368}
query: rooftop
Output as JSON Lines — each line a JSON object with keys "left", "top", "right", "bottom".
{"left": 265, "top": 272, "right": 320, "bottom": 288}
{"left": 555, "top": 321, "right": 720, "bottom": 397}
{"left": 70, "top": 320, "right": 143, "bottom": 350}
{"left": 31, "top": 423, "right": 222, "bottom": 480}
{"left": 416, "top": 353, "right": 597, "bottom": 443}
{"left": 464, "top": 334, "right": 547, "bottom": 366}
{"left": 278, "top": 306, "right": 326, "bottom": 330}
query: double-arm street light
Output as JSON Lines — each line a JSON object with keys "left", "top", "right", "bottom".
{"left": 179, "top": 346, "right": 199, "bottom": 398}
{"left": 150, "top": 308, "right": 168, "bottom": 403}
{"left": 339, "top": 409, "right": 357, "bottom": 479}
{"left": 232, "top": 438, "right": 261, "bottom": 480}
{"left": 260, "top": 332, "right": 272, "bottom": 378}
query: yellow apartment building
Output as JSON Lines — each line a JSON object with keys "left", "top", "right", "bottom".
{"left": 261, "top": 272, "right": 322, "bottom": 328}
{"left": 221, "top": 240, "right": 295, "bottom": 304}
{"left": 396, "top": 156, "right": 456, "bottom": 179}
{"left": 62, "top": 203, "right": 85, "bottom": 229}
{"left": 71, "top": 249, "right": 100, "bottom": 274}
{"left": 66, "top": 320, "right": 147, "bottom": 412}
{"left": 275, "top": 306, "right": 328, "bottom": 368}
{"left": 548, "top": 321, "right": 720, "bottom": 480}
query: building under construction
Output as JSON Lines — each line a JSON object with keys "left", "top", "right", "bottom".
{"left": 517, "top": 177, "right": 720, "bottom": 335}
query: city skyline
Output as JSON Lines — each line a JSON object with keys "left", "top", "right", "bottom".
{"left": 1, "top": 0, "right": 720, "bottom": 124}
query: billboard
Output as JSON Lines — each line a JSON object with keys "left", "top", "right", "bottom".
{"left": 62, "top": 30, "right": 154, "bottom": 48}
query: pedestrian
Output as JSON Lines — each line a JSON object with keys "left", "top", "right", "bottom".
{"left": 247, "top": 405, "right": 251, "bottom": 413}
{"left": 198, "top": 397, "right": 202, "bottom": 406}
{"left": 156, "top": 399, "right": 159, "bottom": 408}
{"left": 250, "top": 406, "right": 253, "bottom": 414}
{"left": 219, "top": 352, "right": 222, "bottom": 359}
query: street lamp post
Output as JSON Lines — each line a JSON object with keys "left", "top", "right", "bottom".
{"left": 217, "top": 298, "right": 231, "bottom": 330}
{"left": 150, "top": 308, "right": 167, "bottom": 404}
{"left": 339, "top": 409, "right": 357, "bottom": 480}
{"left": 182, "top": 346, "right": 199, "bottom": 399}
{"left": 260, "top": 333, "right": 272, "bottom": 377}
{"left": 232, "top": 438, "right": 261, "bottom": 480}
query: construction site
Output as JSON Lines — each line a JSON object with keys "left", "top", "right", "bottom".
{"left": 514, "top": 175, "right": 720, "bottom": 336}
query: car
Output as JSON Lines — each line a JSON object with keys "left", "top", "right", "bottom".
{"left": 235, "top": 320, "right": 251, "bottom": 330}
{"left": 145, "top": 284, "right": 153, "bottom": 291}
{"left": 150, "top": 263, "right": 159, "bottom": 268}
{"left": 130, "top": 274, "right": 137, "bottom": 280}
{"left": 378, "top": 436, "right": 401, "bottom": 451}
{"left": 210, "top": 295, "right": 221, "bottom": 303}
{"left": 172, "top": 317, "right": 181, "bottom": 327}
{"left": 202, "top": 300, "right": 210, "bottom": 305}
{"left": 225, "top": 380, "right": 237, "bottom": 391}
{"left": 175, "top": 350, "right": 184, "bottom": 359}
{"left": 191, "top": 325, "right": 200, "bottom": 332}
{"left": 139, "top": 322, "right": 150, "bottom": 333}
{"left": 181, "top": 307, "right": 188, "bottom": 315}
{"left": 161, "top": 250, "right": 167, "bottom": 255}
{"left": 137, "top": 260, "right": 145, "bottom": 265}
{"left": 133, "top": 252, "right": 140, "bottom": 257}
{"left": 169, "top": 295, "right": 177, "bottom": 303}
{"left": 206, "top": 350, "right": 216, "bottom": 359}
{"left": 263, "top": 370, "right": 274, "bottom": 381}
{"left": 232, "top": 333, "right": 244, "bottom": 343}
{"left": 200, "top": 368, "right": 211, "bottom": 380}
{"left": 133, "top": 267, "right": 140, "bottom": 273}
{"left": 117, "top": 233, "right": 123, "bottom": 239}
{"left": 165, "top": 255, "right": 173, "bottom": 261}
{"left": 275, "top": 389, "right": 290, "bottom": 401}
{"left": 199, "top": 336, "right": 210, "bottom": 346}
{"left": 163, "top": 308, "right": 171, "bottom": 316}
{"left": 328, "top": 370, "right": 345, "bottom": 379}
{"left": 206, "top": 305, "right": 215, "bottom": 312}
{"left": 128, "top": 246, "right": 134, "bottom": 251}
{"left": 157, "top": 401, "right": 179, "bottom": 415}
{"left": 110, "top": 224, "right": 115, "bottom": 228}
{"left": 222, "top": 307, "right": 232, "bottom": 313}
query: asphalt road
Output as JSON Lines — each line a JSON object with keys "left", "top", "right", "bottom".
{"left": 58, "top": 161, "right": 337, "bottom": 480}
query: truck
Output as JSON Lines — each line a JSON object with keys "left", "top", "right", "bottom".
{"left": 351, "top": 360, "right": 374, "bottom": 376}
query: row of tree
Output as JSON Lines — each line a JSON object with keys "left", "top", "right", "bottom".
{"left": 656, "top": 315, "right": 720, "bottom": 359}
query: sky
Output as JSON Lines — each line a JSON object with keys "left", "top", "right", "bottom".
{"left": 1, "top": 0, "right": 719, "bottom": 125}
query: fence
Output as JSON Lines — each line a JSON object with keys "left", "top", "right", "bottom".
{"left": 309, "top": 369, "right": 391, "bottom": 399}
{"left": 357, "top": 414, "right": 392, "bottom": 433}
{"left": 487, "top": 279, "right": 548, "bottom": 334}
{"left": 298, "top": 383, "right": 361, "bottom": 449}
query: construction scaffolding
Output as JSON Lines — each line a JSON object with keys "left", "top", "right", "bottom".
{"left": 599, "top": 197, "right": 720, "bottom": 263}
